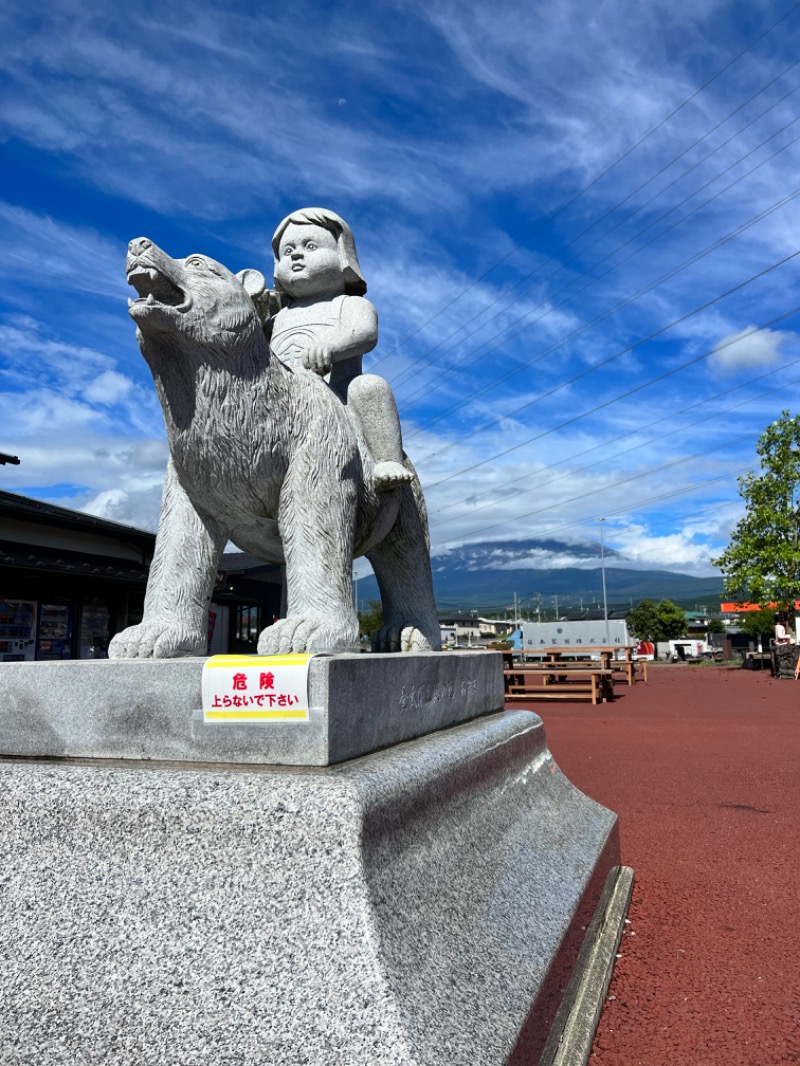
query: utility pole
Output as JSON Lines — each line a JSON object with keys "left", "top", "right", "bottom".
{"left": 600, "top": 518, "right": 610, "bottom": 644}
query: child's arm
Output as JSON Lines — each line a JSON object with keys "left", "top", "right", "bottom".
{"left": 304, "top": 296, "right": 378, "bottom": 375}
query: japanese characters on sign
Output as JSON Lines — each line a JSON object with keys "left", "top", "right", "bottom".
{"left": 202, "top": 654, "right": 312, "bottom": 723}
{"left": 519, "top": 620, "right": 630, "bottom": 649}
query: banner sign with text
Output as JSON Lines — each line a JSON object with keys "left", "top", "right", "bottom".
{"left": 518, "top": 620, "right": 630, "bottom": 649}
{"left": 202, "top": 654, "right": 312, "bottom": 723}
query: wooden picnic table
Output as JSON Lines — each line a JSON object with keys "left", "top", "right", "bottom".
{"left": 542, "top": 645, "right": 647, "bottom": 685}
{"left": 503, "top": 664, "right": 614, "bottom": 705}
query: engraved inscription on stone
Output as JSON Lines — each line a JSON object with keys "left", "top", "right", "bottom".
{"left": 399, "top": 676, "right": 477, "bottom": 712}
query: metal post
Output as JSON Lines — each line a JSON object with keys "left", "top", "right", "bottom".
{"left": 600, "top": 518, "right": 610, "bottom": 644}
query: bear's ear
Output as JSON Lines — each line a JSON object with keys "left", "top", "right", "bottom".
{"left": 236, "top": 268, "right": 267, "bottom": 299}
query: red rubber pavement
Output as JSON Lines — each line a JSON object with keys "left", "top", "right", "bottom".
{"left": 509, "top": 665, "right": 800, "bottom": 1066}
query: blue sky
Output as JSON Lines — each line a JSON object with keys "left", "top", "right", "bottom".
{"left": 2, "top": 0, "right": 800, "bottom": 579}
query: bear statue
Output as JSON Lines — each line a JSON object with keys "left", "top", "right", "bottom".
{"left": 108, "top": 235, "right": 440, "bottom": 658}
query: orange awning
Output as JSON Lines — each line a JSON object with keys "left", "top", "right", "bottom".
{"left": 720, "top": 600, "right": 800, "bottom": 612}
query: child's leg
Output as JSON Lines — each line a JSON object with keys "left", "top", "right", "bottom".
{"left": 347, "top": 374, "right": 413, "bottom": 492}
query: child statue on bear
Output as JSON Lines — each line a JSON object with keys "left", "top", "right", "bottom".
{"left": 268, "top": 207, "right": 412, "bottom": 493}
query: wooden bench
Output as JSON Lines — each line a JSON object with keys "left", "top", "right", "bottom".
{"left": 504, "top": 666, "right": 613, "bottom": 705}
{"left": 542, "top": 647, "right": 647, "bottom": 686}
{"left": 506, "top": 688, "right": 602, "bottom": 702}
{"left": 608, "top": 658, "right": 648, "bottom": 684}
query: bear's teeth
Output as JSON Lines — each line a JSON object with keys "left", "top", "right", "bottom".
{"left": 128, "top": 297, "right": 134, "bottom": 307}
{"left": 147, "top": 293, "right": 156, "bottom": 305}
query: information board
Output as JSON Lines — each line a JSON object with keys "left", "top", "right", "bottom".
{"left": 519, "top": 619, "right": 630, "bottom": 650}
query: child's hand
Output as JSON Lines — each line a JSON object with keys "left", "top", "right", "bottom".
{"left": 304, "top": 346, "right": 333, "bottom": 375}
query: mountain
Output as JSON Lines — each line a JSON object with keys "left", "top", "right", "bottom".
{"left": 355, "top": 538, "right": 724, "bottom": 615}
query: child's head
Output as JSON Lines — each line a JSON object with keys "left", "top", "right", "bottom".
{"left": 272, "top": 208, "right": 367, "bottom": 298}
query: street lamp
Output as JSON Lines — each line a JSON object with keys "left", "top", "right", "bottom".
{"left": 600, "top": 518, "right": 609, "bottom": 644}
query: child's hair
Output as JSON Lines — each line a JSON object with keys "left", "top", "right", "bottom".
{"left": 271, "top": 207, "right": 367, "bottom": 297}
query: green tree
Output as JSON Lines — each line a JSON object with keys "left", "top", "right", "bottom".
{"left": 737, "top": 607, "right": 776, "bottom": 642}
{"left": 627, "top": 598, "right": 687, "bottom": 657}
{"left": 357, "top": 599, "right": 384, "bottom": 640}
{"left": 713, "top": 411, "right": 800, "bottom": 614}
{"left": 706, "top": 618, "right": 726, "bottom": 635}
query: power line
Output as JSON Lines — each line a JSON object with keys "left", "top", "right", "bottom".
{"left": 431, "top": 427, "right": 755, "bottom": 543}
{"left": 389, "top": 60, "right": 800, "bottom": 396}
{"left": 403, "top": 127, "right": 800, "bottom": 435}
{"left": 419, "top": 240, "right": 800, "bottom": 460}
{"left": 368, "top": 3, "right": 800, "bottom": 373}
{"left": 459, "top": 493, "right": 737, "bottom": 552}
{"left": 420, "top": 298, "right": 800, "bottom": 491}
{"left": 437, "top": 467, "right": 748, "bottom": 551}
{"left": 429, "top": 362, "right": 800, "bottom": 526}
{"left": 430, "top": 359, "right": 800, "bottom": 517}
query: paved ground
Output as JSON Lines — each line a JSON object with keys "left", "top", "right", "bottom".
{"left": 515, "top": 664, "right": 799, "bottom": 1066}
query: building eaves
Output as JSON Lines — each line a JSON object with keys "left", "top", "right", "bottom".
{"left": 0, "top": 539, "right": 150, "bottom": 583}
{"left": 0, "top": 489, "right": 155, "bottom": 550}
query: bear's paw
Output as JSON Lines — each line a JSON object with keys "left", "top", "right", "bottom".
{"left": 371, "top": 624, "right": 434, "bottom": 654}
{"left": 257, "top": 615, "right": 359, "bottom": 655}
{"left": 108, "top": 621, "right": 207, "bottom": 659}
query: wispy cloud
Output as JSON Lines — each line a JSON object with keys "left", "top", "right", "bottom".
{"left": 0, "top": 204, "right": 126, "bottom": 300}
{"left": 3, "top": 0, "right": 800, "bottom": 580}
{"left": 709, "top": 325, "right": 792, "bottom": 371}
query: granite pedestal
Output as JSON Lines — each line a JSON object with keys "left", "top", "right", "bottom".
{"left": 0, "top": 651, "right": 499, "bottom": 765}
{"left": 0, "top": 655, "right": 626, "bottom": 1065}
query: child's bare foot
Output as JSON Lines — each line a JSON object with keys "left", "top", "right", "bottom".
{"left": 374, "top": 461, "right": 413, "bottom": 492}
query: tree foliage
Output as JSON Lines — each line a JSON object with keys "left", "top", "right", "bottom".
{"left": 357, "top": 599, "right": 384, "bottom": 639}
{"left": 737, "top": 607, "right": 776, "bottom": 641}
{"left": 713, "top": 411, "right": 800, "bottom": 611}
{"left": 627, "top": 598, "right": 687, "bottom": 645}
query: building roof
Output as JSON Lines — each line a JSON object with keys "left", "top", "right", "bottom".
{"left": 563, "top": 608, "right": 630, "bottom": 621}
{"left": 0, "top": 489, "right": 155, "bottom": 550}
{"left": 0, "top": 538, "right": 151, "bottom": 583}
{"left": 219, "top": 551, "right": 281, "bottom": 576}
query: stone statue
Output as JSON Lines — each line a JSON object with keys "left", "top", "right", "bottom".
{"left": 108, "top": 217, "right": 440, "bottom": 658}
{"left": 270, "top": 208, "right": 413, "bottom": 493}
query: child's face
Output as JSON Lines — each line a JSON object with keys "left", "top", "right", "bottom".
{"left": 275, "top": 223, "right": 344, "bottom": 299}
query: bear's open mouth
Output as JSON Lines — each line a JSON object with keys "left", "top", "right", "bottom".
{"left": 127, "top": 266, "right": 185, "bottom": 308}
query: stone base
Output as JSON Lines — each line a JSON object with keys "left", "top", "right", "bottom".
{"left": 773, "top": 643, "right": 799, "bottom": 679}
{"left": 0, "top": 650, "right": 501, "bottom": 766}
{"left": 0, "top": 711, "right": 619, "bottom": 1065}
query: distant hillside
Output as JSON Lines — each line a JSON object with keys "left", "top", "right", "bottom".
{"left": 354, "top": 537, "right": 724, "bottom": 614}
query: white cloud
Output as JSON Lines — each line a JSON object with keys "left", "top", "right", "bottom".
{"left": 0, "top": 7, "right": 459, "bottom": 221}
{"left": 3, "top": 0, "right": 799, "bottom": 578}
{"left": 0, "top": 311, "right": 167, "bottom": 531}
{"left": 609, "top": 520, "right": 720, "bottom": 575}
{"left": 709, "top": 325, "right": 792, "bottom": 371}
{"left": 0, "top": 203, "right": 126, "bottom": 300}
{"left": 84, "top": 371, "right": 135, "bottom": 405}
{"left": 0, "top": 317, "right": 158, "bottom": 432}
{"left": 80, "top": 484, "right": 164, "bottom": 530}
